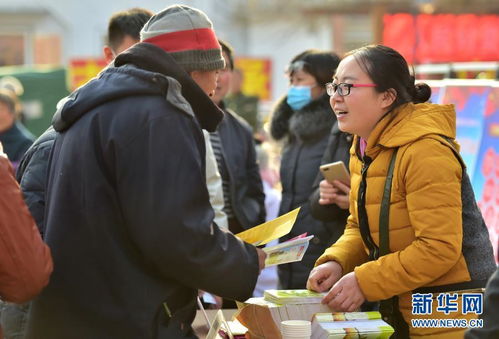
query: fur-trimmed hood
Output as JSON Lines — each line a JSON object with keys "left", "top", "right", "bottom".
{"left": 270, "top": 93, "right": 335, "bottom": 142}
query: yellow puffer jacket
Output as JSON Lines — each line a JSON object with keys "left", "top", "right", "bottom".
{"left": 316, "top": 102, "right": 480, "bottom": 338}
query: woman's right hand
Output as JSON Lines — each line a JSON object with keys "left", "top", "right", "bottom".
{"left": 306, "top": 261, "right": 343, "bottom": 292}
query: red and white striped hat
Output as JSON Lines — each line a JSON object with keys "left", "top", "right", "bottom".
{"left": 140, "top": 5, "right": 225, "bottom": 72}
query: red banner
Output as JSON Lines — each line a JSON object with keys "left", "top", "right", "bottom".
{"left": 477, "top": 16, "right": 499, "bottom": 61}
{"left": 414, "top": 14, "right": 437, "bottom": 64}
{"left": 382, "top": 13, "right": 416, "bottom": 64}
{"left": 454, "top": 15, "right": 480, "bottom": 62}
{"left": 383, "top": 14, "right": 499, "bottom": 64}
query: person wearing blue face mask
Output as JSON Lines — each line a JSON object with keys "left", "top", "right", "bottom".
{"left": 287, "top": 84, "right": 313, "bottom": 110}
{"left": 270, "top": 50, "right": 341, "bottom": 289}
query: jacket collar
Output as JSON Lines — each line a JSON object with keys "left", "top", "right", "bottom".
{"left": 351, "top": 102, "right": 457, "bottom": 160}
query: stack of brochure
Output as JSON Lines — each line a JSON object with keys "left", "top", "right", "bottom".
{"left": 233, "top": 209, "right": 326, "bottom": 338}
{"left": 236, "top": 296, "right": 331, "bottom": 339}
{"left": 264, "top": 289, "right": 327, "bottom": 305}
{"left": 310, "top": 312, "right": 394, "bottom": 339}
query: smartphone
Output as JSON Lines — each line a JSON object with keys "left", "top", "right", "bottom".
{"left": 319, "top": 161, "right": 350, "bottom": 184}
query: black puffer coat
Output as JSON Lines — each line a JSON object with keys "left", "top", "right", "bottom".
{"left": 309, "top": 121, "right": 353, "bottom": 236}
{"left": 270, "top": 93, "right": 336, "bottom": 289}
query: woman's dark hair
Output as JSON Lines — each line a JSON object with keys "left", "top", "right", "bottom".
{"left": 287, "top": 49, "right": 341, "bottom": 87}
{"left": 346, "top": 44, "right": 431, "bottom": 110}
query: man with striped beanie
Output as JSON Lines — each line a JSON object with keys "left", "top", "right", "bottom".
{"left": 140, "top": 4, "right": 225, "bottom": 105}
{"left": 25, "top": 5, "right": 265, "bottom": 339}
{"left": 142, "top": 5, "right": 230, "bottom": 232}
{"left": 141, "top": 5, "right": 225, "bottom": 74}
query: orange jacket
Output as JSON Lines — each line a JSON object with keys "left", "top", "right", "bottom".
{"left": 316, "top": 103, "right": 473, "bottom": 297}
{"left": 0, "top": 152, "right": 52, "bottom": 304}
{"left": 316, "top": 103, "right": 488, "bottom": 336}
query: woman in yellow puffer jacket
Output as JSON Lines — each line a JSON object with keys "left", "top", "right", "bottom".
{"left": 307, "top": 45, "right": 496, "bottom": 338}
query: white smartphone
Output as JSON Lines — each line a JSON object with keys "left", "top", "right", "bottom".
{"left": 319, "top": 161, "right": 350, "bottom": 184}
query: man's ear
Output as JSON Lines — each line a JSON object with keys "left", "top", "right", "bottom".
{"left": 381, "top": 88, "right": 397, "bottom": 109}
{"left": 189, "top": 70, "right": 200, "bottom": 84}
{"left": 103, "top": 46, "right": 115, "bottom": 64}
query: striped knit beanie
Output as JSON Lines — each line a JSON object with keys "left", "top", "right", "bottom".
{"left": 140, "top": 5, "right": 225, "bottom": 72}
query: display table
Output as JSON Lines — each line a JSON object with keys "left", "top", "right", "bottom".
{"left": 193, "top": 309, "right": 239, "bottom": 338}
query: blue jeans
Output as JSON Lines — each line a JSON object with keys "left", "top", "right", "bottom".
{"left": 0, "top": 301, "right": 30, "bottom": 339}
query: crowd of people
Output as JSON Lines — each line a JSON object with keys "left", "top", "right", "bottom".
{"left": 0, "top": 4, "right": 497, "bottom": 339}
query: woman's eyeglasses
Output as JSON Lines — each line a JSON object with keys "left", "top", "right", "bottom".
{"left": 326, "top": 82, "right": 376, "bottom": 97}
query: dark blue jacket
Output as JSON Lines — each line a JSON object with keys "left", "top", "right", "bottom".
{"left": 216, "top": 105, "right": 265, "bottom": 232}
{"left": 26, "top": 43, "right": 259, "bottom": 339}
{"left": 16, "top": 126, "right": 56, "bottom": 236}
{"left": 309, "top": 121, "right": 353, "bottom": 237}
{"left": 270, "top": 94, "right": 337, "bottom": 289}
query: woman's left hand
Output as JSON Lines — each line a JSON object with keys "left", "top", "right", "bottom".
{"left": 322, "top": 272, "right": 366, "bottom": 312}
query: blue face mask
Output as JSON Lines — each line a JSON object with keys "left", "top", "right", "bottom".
{"left": 286, "top": 86, "right": 312, "bottom": 110}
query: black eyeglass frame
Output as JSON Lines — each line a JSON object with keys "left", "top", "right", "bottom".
{"left": 326, "top": 82, "right": 376, "bottom": 96}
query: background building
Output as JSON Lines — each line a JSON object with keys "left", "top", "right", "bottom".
{"left": 1, "top": 0, "right": 497, "bottom": 121}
